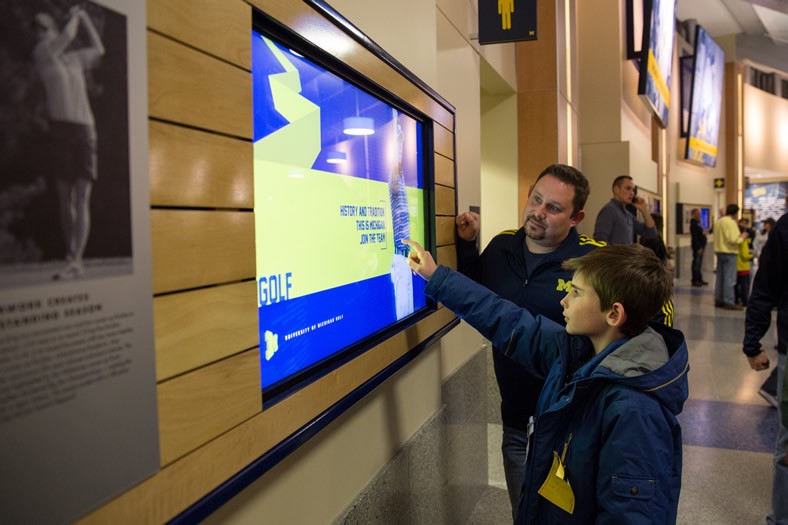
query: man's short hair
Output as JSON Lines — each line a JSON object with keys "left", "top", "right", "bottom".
{"left": 764, "top": 218, "right": 776, "bottom": 226}
{"left": 535, "top": 164, "right": 590, "bottom": 216}
{"left": 562, "top": 244, "right": 672, "bottom": 337}
{"left": 612, "top": 175, "right": 632, "bottom": 189}
{"left": 726, "top": 204, "right": 739, "bottom": 216}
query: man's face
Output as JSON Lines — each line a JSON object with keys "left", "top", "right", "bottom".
{"left": 691, "top": 210, "right": 700, "bottom": 221}
{"left": 34, "top": 13, "right": 57, "bottom": 42}
{"left": 612, "top": 179, "right": 636, "bottom": 204}
{"left": 522, "top": 174, "right": 583, "bottom": 249}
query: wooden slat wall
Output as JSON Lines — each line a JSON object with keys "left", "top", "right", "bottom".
{"left": 76, "top": 0, "right": 457, "bottom": 522}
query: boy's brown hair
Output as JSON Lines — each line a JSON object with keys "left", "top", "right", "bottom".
{"left": 562, "top": 244, "right": 672, "bottom": 336}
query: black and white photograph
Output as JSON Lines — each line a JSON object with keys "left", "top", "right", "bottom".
{"left": 0, "top": 0, "right": 132, "bottom": 288}
{"left": 0, "top": 2, "right": 158, "bottom": 523}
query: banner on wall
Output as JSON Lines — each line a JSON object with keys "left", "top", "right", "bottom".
{"left": 0, "top": 1, "right": 158, "bottom": 522}
{"left": 479, "top": 0, "right": 538, "bottom": 44}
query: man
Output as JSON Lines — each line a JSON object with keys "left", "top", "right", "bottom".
{"left": 690, "top": 208, "right": 708, "bottom": 286}
{"left": 739, "top": 217, "right": 756, "bottom": 243}
{"left": 713, "top": 204, "right": 749, "bottom": 310}
{"left": 593, "top": 175, "right": 657, "bottom": 245}
{"left": 34, "top": 6, "right": 104, "bottom": 280}
{"left": 455, "top": 164, "right": 604, "bottom": 517}
{"left": 742, "top": 194, "right": 788, "bottom": 525}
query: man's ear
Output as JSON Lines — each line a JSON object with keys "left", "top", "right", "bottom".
{"left": 570, "top": 209, "right": 586, "bottom": 227}
{"left": 606, "top": 302, "right": 627, "bottom": 328}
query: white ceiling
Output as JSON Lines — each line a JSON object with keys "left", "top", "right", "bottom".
{"left": 676, "top": 0, "right": 788, "bottom": 43}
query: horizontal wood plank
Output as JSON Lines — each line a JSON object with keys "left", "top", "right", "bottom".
{"left": 436, "top": 216, "right": 455, "bottom": 247}
{"left": 148, "top": 0, "right": 251, "bottom": 69}
{"left": 435, "top": 185, "right": 456, "bottom": 217}
{"left": 436, "top": 245, "right": 457, "bottom": 270}
{"left": 433, "top": 123, "right": 454, "bottom": 160}
{"left": 154, "top": 281, "right": 259, "bottom": 381}
{"left": 148, "top": 32, "right": 252, "bottom": 138}
{"left": 151, "top": 209, "right": 255, "bottom": 294}
{"left": 435, "top": 153, "right": 454, "bottom": 188}
{"left": 149, "top": 121, "right": 253, "bottom": 209}
{"left": 157, "top": 350, "right": 261, "bottom": 465}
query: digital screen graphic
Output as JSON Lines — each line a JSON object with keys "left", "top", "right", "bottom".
{"left": 638, "top": 0, "right": 677, "bottom": 128}
{"left": 685, "top": 26, "right": 725, "bottom": 167}
{"left": 252, "top": 27, "right": 431, "bottom": 393}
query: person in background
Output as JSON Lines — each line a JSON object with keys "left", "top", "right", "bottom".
{"left": 742, "top": 194, "right": 788, "bottom": 525}
{"left": 754, "top": 219, "right": 780, "bottom": 407}
{"left": 754, "top": 217, "right": 776, "bottom": 261}
{"left": 640, "top": 213, "right": 674, "bottom": 272}
{"left": 738, "top": 218, "right": 756, "bottom": 244}
{"left": 735, "top": 223, "right": 754, "bottom": 307}
{"left": 713, "top": 204, "right": 749, "bottom": 310}
{"left": 690, "top": 208, "right": 709, "bottom": 287}
{"left": 405, "top": 240, "right": 688, "bottom": 524}
{"left": 593, "top": 175, "right": 657, "bottom": 245}
{"left": 454, "top": 164, "right": 603, "bottom": 518}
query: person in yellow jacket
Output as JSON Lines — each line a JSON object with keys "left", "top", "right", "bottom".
{"left": 713, "top": 204, "right": 749, "bottom": 310}
{"left": 735, "top": 229, "right": 754, "bottom": 306}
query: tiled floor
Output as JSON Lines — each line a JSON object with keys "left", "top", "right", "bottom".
{"left": 469, "top": 268, "right": 781, "bottom": 524}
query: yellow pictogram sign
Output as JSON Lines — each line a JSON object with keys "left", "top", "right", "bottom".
{"left": 499, "top": 0, "right": 514, "bottom": 30}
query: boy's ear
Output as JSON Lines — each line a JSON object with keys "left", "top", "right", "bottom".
{"left": 606, "top": 302, "right": 627, "bottom": 328}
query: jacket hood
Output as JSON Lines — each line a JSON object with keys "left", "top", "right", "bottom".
{"left": 574, "top": 323, "right": 689, "bottom": 415}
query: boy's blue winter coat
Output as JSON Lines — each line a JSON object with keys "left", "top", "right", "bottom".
{"left": 425, "top": 266, "right": 689, "bottom": 524}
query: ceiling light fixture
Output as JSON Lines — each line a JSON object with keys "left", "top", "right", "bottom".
{"left": 343, "top": 117, "right": 375, "bottom": 135}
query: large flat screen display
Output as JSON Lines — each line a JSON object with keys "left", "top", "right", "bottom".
{"left": 684, "top": 25, "right": 724, "bottom": 167}
{"left": 637, "top": 0, "right": 677, "bottom": 128}
{"left": 252, "top": 20, "right": 433, "bottom": 395}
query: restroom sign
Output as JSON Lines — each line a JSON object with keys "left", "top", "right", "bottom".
{"left": 479, "top": 0, "right": 538, "bottom": 44}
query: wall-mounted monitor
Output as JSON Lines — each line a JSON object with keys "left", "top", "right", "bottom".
{"left": 678, "top": 55, "right": 693, "bottom": 137}
{"left": 684, "top": 25, "right": 725, "bottom": 167}
{"left": 637, "top": 0, "right": 677, "bottom": 128}
{"left": 252, "top": 14, "right": 436, "bottom": 400}
{"left": 625, "top": 0, "right": 645, "bottom": 60}
{"left": 675, "top": 203, "right": 711, "bottom": 234}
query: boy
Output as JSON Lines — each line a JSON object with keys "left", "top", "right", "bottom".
{"left": 403, "top": 240, "right": 688, "bottom": 524}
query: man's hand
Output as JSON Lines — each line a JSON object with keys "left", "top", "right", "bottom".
{"left": 402, "top": 240, "right": 437, "bottom": 280}
{"left": 632, "top": 195, "right": 650, "bottom": 213}
{"left": 746, "top": 350, "right": 770, "bottom": 371}
{"left": 455, "top": 211, "right": 480, "bottom": 242}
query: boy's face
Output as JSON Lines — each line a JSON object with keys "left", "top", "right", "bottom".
{"left": 560, "top": 272, "right": 610, "bottom": 337}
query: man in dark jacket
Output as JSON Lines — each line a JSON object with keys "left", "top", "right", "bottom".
{"left": 743, "top": 195, "right": 788, "bottom": 525}
{"left": 689, "top": 208, "right": 708, "bottom": 286}
{"left": 454, "top": 164, "right": 604, "bottom": 516}
{"left": 406, "top": 241, "right": 688, "bottom": 524}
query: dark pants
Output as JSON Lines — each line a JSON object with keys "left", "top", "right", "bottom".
{"left": 736, "top": 273, "right": 751, "bottom": 306}
{"left": 691, "top": 248, "right": 705, "bottom": 283}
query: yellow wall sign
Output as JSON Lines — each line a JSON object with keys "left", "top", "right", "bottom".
{"left": 479, "top": 0, "right": 538, "bottom": 44}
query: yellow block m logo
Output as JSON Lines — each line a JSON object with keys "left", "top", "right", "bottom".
{"left": 556, "top": 279, "right": 572, "bottom": 292}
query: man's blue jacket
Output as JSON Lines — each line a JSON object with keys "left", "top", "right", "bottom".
{"left": 425, "top": 266, "right": 689, "bottom": 524}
